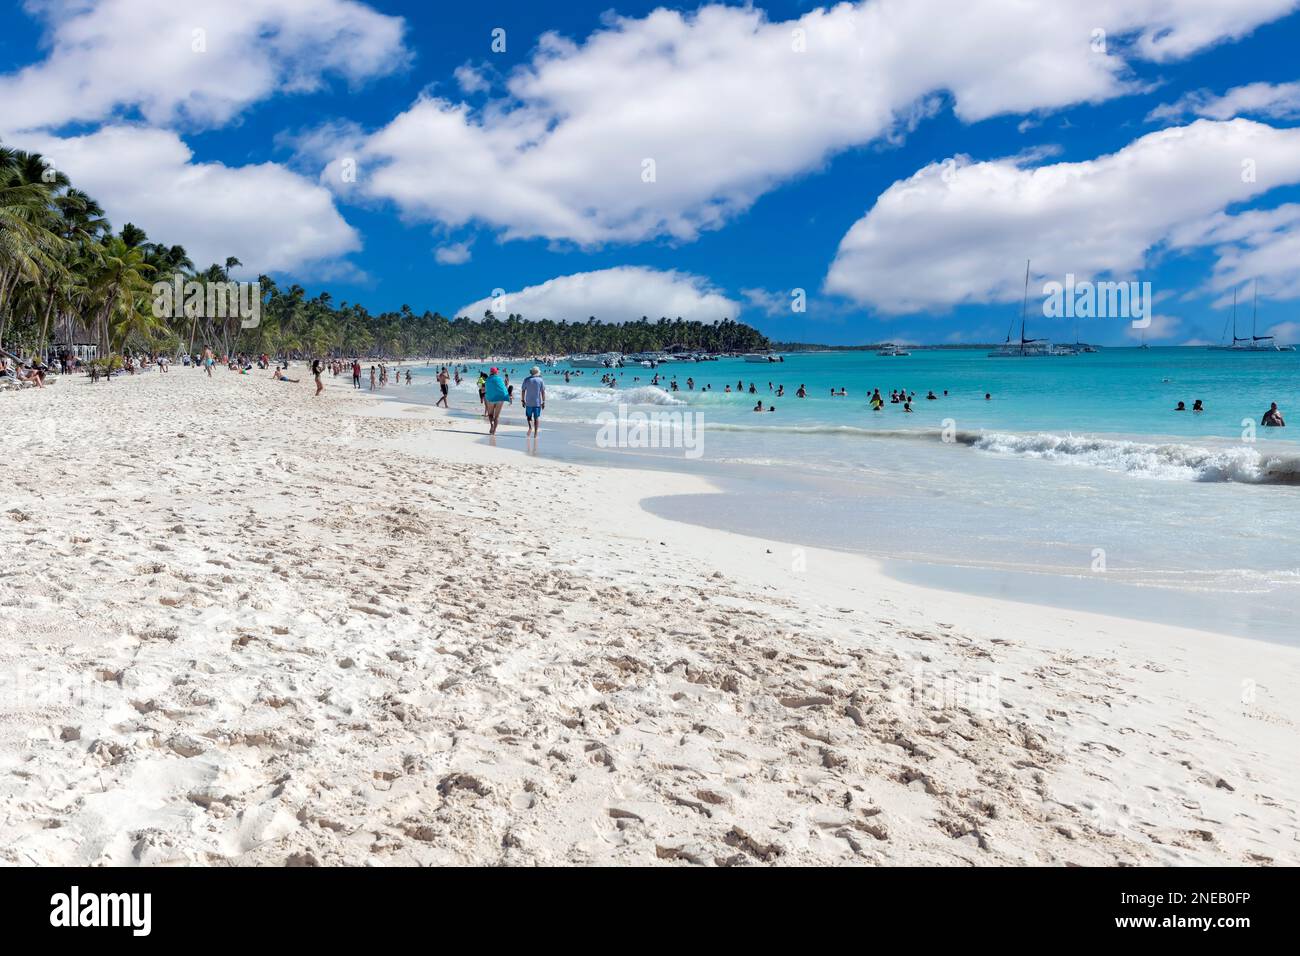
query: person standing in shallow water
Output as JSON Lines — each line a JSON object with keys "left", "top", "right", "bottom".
{"left": 436, "top": 366, "right": 450, "bottom": 407}
{"left": 483, "top": 367, "right": 509, "bottom": 435}
{"left": 521, "top": 365, "right": 546, "bottom": 437}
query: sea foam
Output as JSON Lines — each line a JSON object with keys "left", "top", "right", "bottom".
{"left": 969, "top": 432, "right": 1300, "bottom": 484}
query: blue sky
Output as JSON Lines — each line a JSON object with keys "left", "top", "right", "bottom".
{"left": 4, "top": 1, "right": 1300, "bottom": 345}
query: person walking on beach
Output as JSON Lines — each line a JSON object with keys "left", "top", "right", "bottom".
{"left": 477, "top": 371, "right": 488, "bottom": 416}
{"left": 521, "top": 365, "right": 545, "bottom": 436}
{"left": 369, "top": 366, "right": 376, "bottom": 390}
{"left": 351, "top": 359, "right": 361, "bottom": 389}
{"left": 312, "top": 358, "right": 325, "bottom": 396}
{"left": 203, "top": 346, "right": 214, "bottom": 378}
{"left": 436, "top": 367, "right": 450, "bottom": 407}
{"left": 484, "top": 367, "right": 509, "bottom": 435}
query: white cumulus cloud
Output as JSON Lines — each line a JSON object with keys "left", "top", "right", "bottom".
{"left": 1148, "top": 81, "right": 1300, "bottom": 122}
{"left": 0, "top": 1, "right": 401, "bottom": 276}
{"left": 14, "top": 126, "right": 361, "bottom": 275}
{"left": 323, "top": 0, "right": 1299, "bottom": 246}
{"left": 0, "top": 0, "right": 408, "bottom": 131}
{"left": 1170, "top": 204, "right": 1300, "bottom": 302}
{"left": 454, "top": 267, "right": 740, "bottom": 323}
{"left": 824, "top": 119, "right": 1300, "bottom": 314}
{"left": 434, "top": 241, "right": 473, "bottom": 265}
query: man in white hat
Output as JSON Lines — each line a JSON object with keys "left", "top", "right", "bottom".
{"left": 521, "top": 365, "right": 546, "bottom": 436}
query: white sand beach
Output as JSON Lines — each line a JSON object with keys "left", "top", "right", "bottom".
{"left": 1, "top": 370, "right": 1297, "bottom": 866}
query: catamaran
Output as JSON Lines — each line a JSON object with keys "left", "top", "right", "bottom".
{"left": 876, "top": 343, "right": 911, "bottom": 356}
{"left": 567, "top": 352, "right": 623, "bottom": 367}
{"left": 988, "top": 260, "right": 1060, "bottom": 357}
{"left": 1209, "top": 283, "right": 1296, "bottom": 351}
{"left": 624, "top": 351, "right": 668, "bottom": 367}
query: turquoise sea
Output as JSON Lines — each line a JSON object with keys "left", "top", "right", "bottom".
{"left": 413, "top": 348, "right": 1300, "bottom": 644}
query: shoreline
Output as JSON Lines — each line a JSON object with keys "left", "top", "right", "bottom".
{"left": 2, "top": 369, "right": 1297, "bottom": 865}
{"left": 381, "top": 369, "right": 1300, "bottom": 645}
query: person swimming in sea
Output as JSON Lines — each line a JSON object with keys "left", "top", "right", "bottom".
{"left": 903, "top": 401, "right": 913, "bottom": 413}
{"left": 796, "top": 384, "right": 806, "bottom": 398}
{"left": 1192, "top": 399, "right": 1204, "bottom": 412}
{"left": 753, "top": 400, "right": 764, "bottom": 412}
{"left": 1262, "top": 402, "right": 1286, "bottom": 427}
{"left": 1174, "top": 401, "right": 1186, "bottom": 411}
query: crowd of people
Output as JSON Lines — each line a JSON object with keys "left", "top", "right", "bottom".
{"left": 6, "top": 346, "right": 1288, "bottom": 433}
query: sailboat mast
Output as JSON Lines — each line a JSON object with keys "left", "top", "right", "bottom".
{"left": 1251, "top": 278, "right": 1275, "bottom": 343}
{"left": 1020, "top": 259, "right": 1030, "bottom": 353}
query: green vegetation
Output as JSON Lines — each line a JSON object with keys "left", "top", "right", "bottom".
{"left": 1, "top": 142, "right": 769, "bottom": 361}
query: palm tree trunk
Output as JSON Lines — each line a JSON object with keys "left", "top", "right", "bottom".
{"left": 97, "top": 292, "right": 117, "bottom": 355}
{"left": 36, "top": 293, "right": 56, "bottom": 354}
{"left": 0, "top": 267, "right": 16, "bottom": 348}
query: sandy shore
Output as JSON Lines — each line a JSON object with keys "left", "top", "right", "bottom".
{"left": 1, "top": 368, "right": 1297, "bottom": 866}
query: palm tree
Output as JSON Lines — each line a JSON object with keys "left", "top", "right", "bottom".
{"left": 88, "top": 236, "right": 154, "bottom": 353}
{"left": 0, "top": 146, "right": 67, "bottom": 349}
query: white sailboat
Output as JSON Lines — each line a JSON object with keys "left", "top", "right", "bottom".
{"left": 1209, "top": 283, "right": 1296, "bottom": 351}
{"left": 988, "top": 260, "right": 1058, "bottom": 357}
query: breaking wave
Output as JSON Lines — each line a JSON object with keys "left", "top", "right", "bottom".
{"left": 968, "top": 432, "right": 1300, "bottom": 484}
